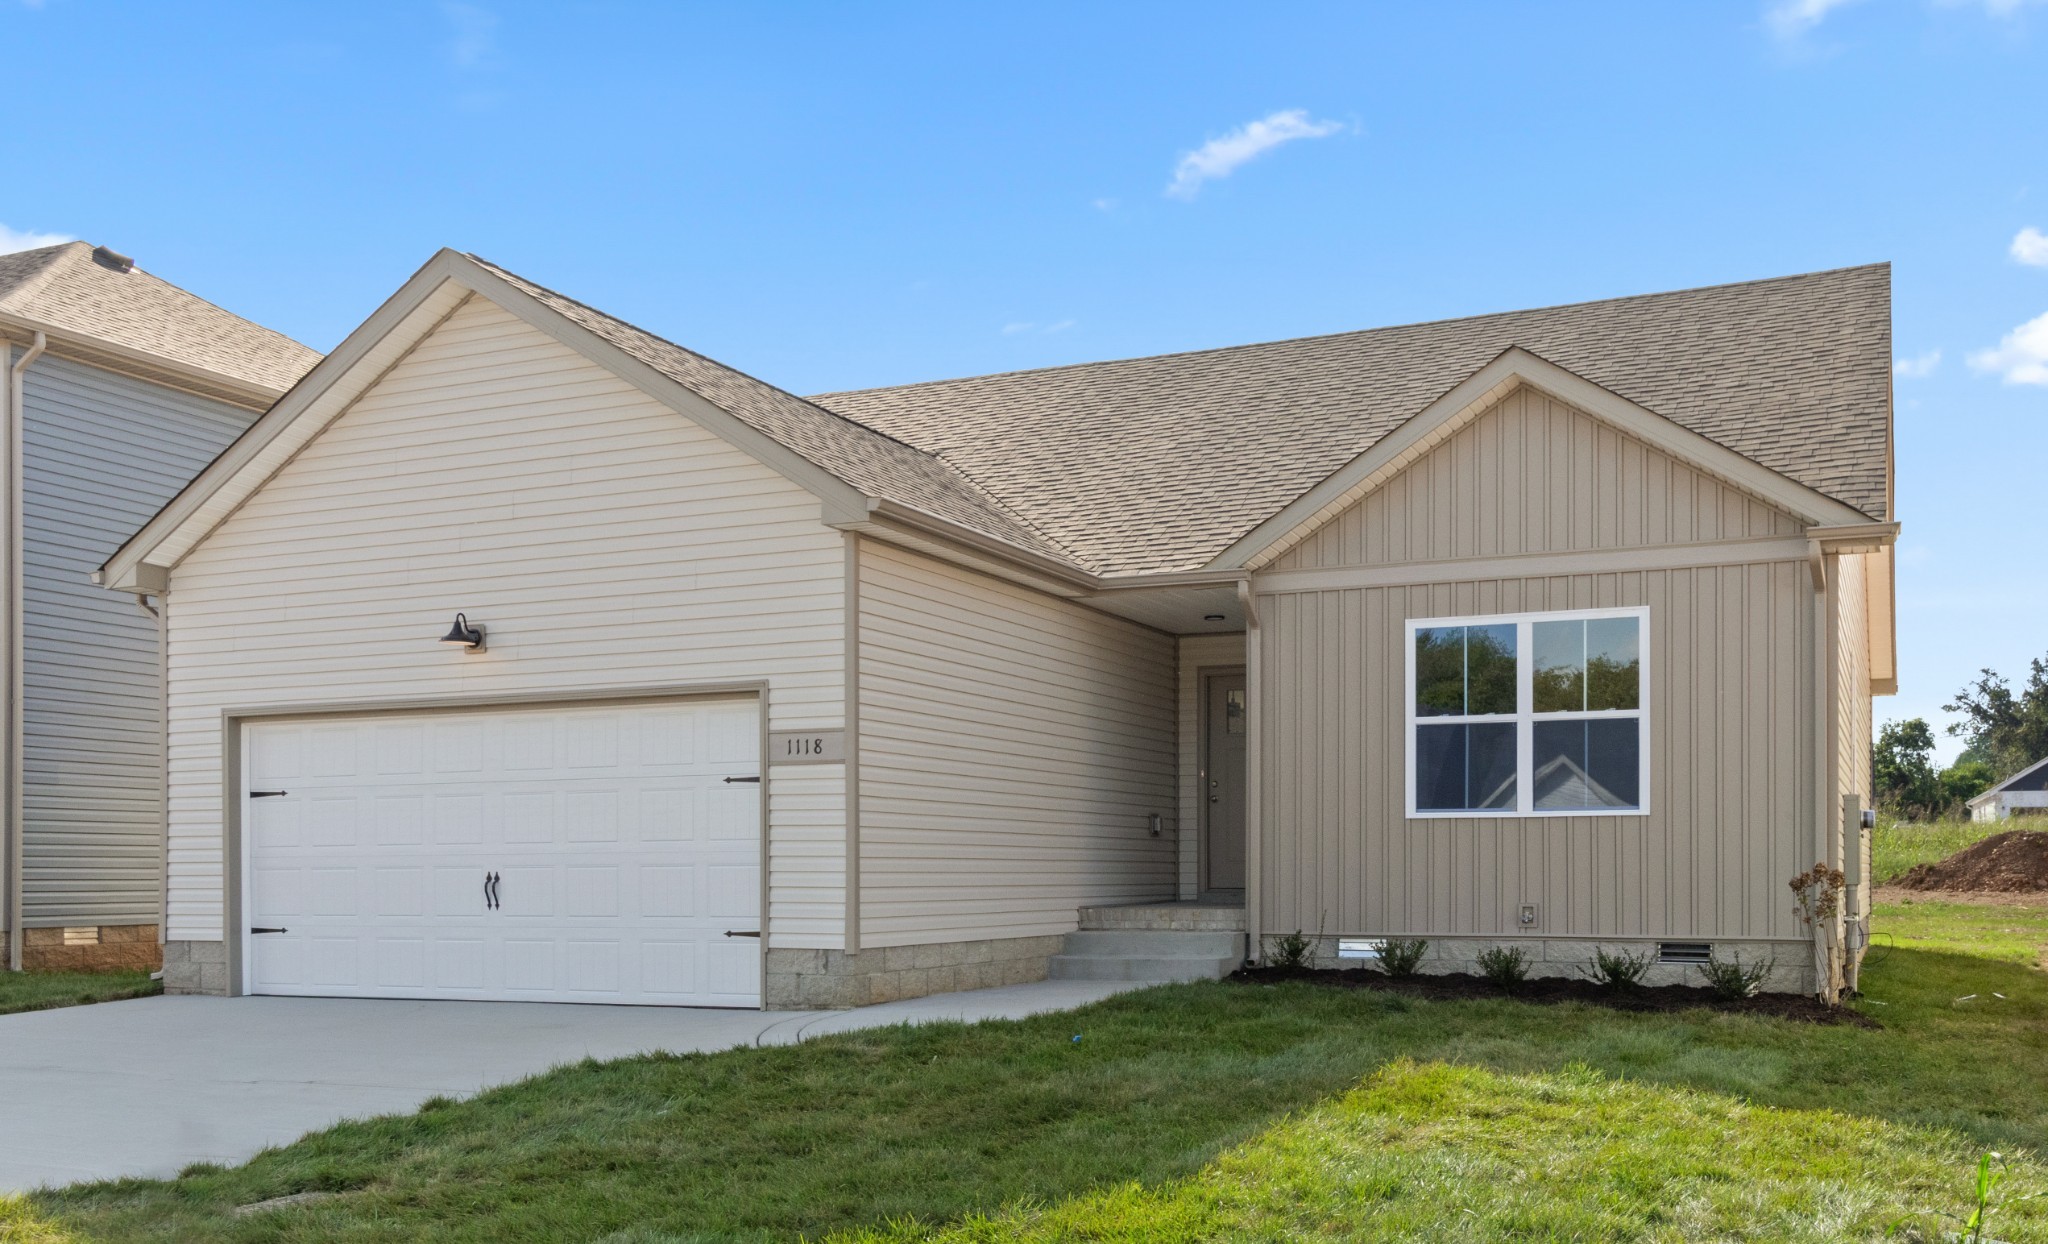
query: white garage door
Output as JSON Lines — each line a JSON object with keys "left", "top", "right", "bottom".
{"left": 242, "top": 697, "right": 762, "bottom": 1007}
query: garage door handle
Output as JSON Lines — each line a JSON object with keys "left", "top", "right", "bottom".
{"left": 250, "top": 927, "right": 288, "bottom": 934}
{"left": 722, "top": 776, "right": 760, "bottom": 784}
{"left": 484, "top": 871, "right": 500, "bottom": 910}
{"left": 723, "top": 930, "right": 760, "bottom": 938}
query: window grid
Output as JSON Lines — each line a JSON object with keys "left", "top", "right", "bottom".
{"left": 1405, "top": 606, "right": 1650, "bottom": 819}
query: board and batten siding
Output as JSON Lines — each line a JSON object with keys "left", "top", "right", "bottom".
{"left": 1268, "top": 387, "right": 1803, "bottom": 571}
{"left": 1256, "top": 383, "right": 1819, "bottom": 944}
{"left": 161, "top": 296, "right": 849, "bottom": 948}
{"left": 856, "top": 540, "right": 1178, "bottom": 945}
{"left": 18, "top": 351, "right": 256, "bottom": 926}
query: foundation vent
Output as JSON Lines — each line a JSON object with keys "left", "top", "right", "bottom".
{"left": 61, "top": 926, "right": 101, "bottom": 946}
{"left": 1656, "top": 941, "right": 1712, "bottom": 964}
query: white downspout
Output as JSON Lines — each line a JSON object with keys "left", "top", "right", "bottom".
{"left": 1237, "top": 576, "right": 1261, "bottom": 966}
{"left": 6, "top": 331, "right": 46, "bottom": 971}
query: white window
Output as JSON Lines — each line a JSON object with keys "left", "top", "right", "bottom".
{"left": 1405, "top": 606, "right": 1649, "bottom": 818}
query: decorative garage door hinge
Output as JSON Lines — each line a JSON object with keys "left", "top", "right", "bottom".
{"left": 722, "top": 776, "right": 761, "bottom": 784}
{"left": 250, "top": 927, "right": 288, "bottom": 934}
{"left": 249, "top": 790, "right": 289, "bottom": 798}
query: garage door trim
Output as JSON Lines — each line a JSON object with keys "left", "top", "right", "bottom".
{"left": 220, "top": 680, "right": 771, "bottom": 1006}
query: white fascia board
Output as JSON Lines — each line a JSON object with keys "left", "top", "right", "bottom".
{"left": 1208, "top": 347, "right": 1876, "bottom": 571}
{"left": 0, "top": 311, "right": 290, "bottom": 411}
{"left": 98, "top": 251, "right": 479, "bottom": 592}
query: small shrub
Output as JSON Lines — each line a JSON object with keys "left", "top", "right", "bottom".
{"left": 1474, "top": 945, "right": 1529, "bottom": 989}
{"left": 1378, "top": 937, "right": 1428, "bottom": 978}
{"left": 1269, "top": 929, "right": 1313, "bottom": 970}
{"left": 1696, "top": 951, "right": 1774, "bottom": 1000}
{"left": 1584, "top": 947, "right": 1653, "bottom": 989}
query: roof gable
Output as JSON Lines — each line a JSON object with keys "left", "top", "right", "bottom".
{"left": 815, "top": 264, "right": 1892, "bottom": 575}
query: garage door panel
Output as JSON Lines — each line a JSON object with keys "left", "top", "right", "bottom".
{"left": 245, "top": 697, "right": 762, "bottom": 1007}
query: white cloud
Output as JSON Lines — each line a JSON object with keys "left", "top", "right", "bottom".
{"left": 1091, "top": 197, "right": 1118, "bottom": 213}
{"left": 0, "top": 224, "right": 71, "bottom": 255}
{"left": 1766, "top": 0, "right": 1862, "bottom": 38}
{"left": 1968, "top": 310, "right": 2048, "bottom": 385}
{"left": 1165, "top": 109, "right": 1346, "bottom": 200}
{"left": 1042, "top": 319, "right": 1076, "bottom": 334}
{"left": 1001, "top": 322, "right": 1035, "bottom": 335}
{"left": 443, "top": 1, "right": 497, "bottom": 69}
{"left": 1894, "top": 349, "right": 1942, "bottom": 378}
{"left": 2012, "top": 226, "right": 2048, "bottom": 267}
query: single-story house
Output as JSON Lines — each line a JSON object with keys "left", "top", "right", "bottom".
{"left": 1968, "top": 756, "right": 2048, "bottom": 822}
{"left": 0, "top": 242, "right": 318, "bottom": 971}
{"left": 99, "top": 250, "right": 1895, "bottom": 1006}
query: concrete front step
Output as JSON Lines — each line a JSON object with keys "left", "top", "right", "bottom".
{"left": 1047, "top": 953, "right": 1242, "bottom": 983}
{"left": 1077, "top": 901, "right": 1247, "bottom": 932}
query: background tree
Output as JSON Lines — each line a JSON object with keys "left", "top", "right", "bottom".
{"left": 1945, "top": 654, "right": 2048, "bottom": 779}
{"left": 1873, "top": 718, "right": 1942, "bottom": 816}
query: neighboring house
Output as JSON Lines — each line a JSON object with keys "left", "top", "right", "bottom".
{"left": 0, "top": 242, "right": 318, "bottom": 971}
{"left": 1967, "top": 757, "right": 2048, "bottom": 823}
{"left": 99, "top": 250, "right": 1895, "bottom": 1005}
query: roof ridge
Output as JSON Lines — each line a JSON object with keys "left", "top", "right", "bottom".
{"left": 810, "top": 262, "right": 1892, "bottom": 401}
{"left": 122, "top": 264, "right": 319, "bottom": 360}
{"left": 0, "top": 241, "right": 90, "bottom": 317}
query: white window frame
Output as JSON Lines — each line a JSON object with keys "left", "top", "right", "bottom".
{"left": 1404, "top": 605, "right": 1651, "bottom": 819}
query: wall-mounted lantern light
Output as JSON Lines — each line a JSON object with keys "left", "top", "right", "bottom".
{"left": 440, "top": 612, "right": 486, "bottom": 652}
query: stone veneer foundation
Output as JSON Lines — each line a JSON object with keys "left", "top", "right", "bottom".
{"left": 0, "top": 924, "right": 160, "bottom": 972}
{"left": 161, "top": 939, "right": 228, "bottom": 994}
{"left": 159, "top": 935, "right": 1065, "bottom": 1008}
{"left": 766, "top": 934, "right": 1065, "bottom": 1009}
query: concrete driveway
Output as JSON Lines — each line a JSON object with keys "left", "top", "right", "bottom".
{"left": 0, "top": 980, "right": 1136, "bottom": 1192}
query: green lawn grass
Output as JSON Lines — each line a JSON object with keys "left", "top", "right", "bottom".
{"left": 1871, "top": 814, "right": 2013, "bottom": 884}
{"left": 0, "top": 969, "right": 158, "bottom": 1018}
{"left": 5, "top": 901, "right": 2046, "bottom": 1243}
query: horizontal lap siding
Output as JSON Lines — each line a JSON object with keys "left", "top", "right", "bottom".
{"left": 1257, "top": 383, "right": 1817, "bottom": 945}
{"left": 858, "top": 541, "right": 1177, "bottom": 944}
{"left": 1270, "top": 387, "right": 1802, "bottom": 571}
{"left": 164, "top": 297, "right": 847, "bottom": 947}
{"left": 19, "top": 354, "right": 255, "bottom": 925}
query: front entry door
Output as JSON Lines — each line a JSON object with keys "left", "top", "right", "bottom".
{"left": 1203, "top": 670, "right": 1248, "bottom": 890}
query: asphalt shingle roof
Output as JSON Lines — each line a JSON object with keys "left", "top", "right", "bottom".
{"left": 813, "top": 264, "right": 1893, "bottom": 575}
{"left": 0, "top": 242, "right": 319, "bottom": 395}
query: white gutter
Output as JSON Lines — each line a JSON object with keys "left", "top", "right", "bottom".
{"left": 5, "top": 331, "right": 46, "bottom": 970}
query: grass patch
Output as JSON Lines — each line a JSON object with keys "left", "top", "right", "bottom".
{"left": 837, "top": 1060, "right": 2048, "bottom": 1243}
{"left": 1872, "top": 815, "right": 2010, "bottom": 884}
{"left": 0, "top": 969, "right": 158, "bottom": 1017}
{"left": 7, "top": 903, "right": 2047, "bottom": 1242}
{"left": 1874, "top": 894, "right": 2048, "bottom": 968}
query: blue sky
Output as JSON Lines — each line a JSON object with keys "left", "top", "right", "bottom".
{"left": 5, "top": 1, "right": 2043, "bottom": 758}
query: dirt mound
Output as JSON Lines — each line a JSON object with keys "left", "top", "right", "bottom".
{"left": 1893, "top": 830, "right": 2048, "bottom": 893}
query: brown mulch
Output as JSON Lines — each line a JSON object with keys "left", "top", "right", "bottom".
{"left": 1893, "top": 830, "right": 2048, "bottom": 894}
{"left": 1229, "top": 964, "right": 1879, "bottom": 1027}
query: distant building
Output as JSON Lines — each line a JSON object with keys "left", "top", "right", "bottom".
{"left": 1968, "top": 757, "right": 2048, "bottom": 823}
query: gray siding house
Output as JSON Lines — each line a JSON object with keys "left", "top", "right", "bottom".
{"left": 104, "top": 251, "right": 1893, "bottom": 1005}
{"left": 1, "top": 242, "right": 317, "bottom": 970}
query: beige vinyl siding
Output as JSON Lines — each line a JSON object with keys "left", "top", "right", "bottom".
{"left": 162, "top": 296, "right": 848, "bottom": 947}
{"left": 1258, "top": 564, "right": 1815, "bottom": 941}
{"left": 1177, "top": 634, "right": 1244, "bottom": 898}
{"left": 18, "top": 353, "right": 256, "bottom": 926}
{"left": 1255, "top": 383, "right": 1817, "bottom": 944}
{"left": 1270, "top": 387, "right": 1802, "bottom": 571}
{"left": 857, "top": 540, "right": 1177, "bottom": 945}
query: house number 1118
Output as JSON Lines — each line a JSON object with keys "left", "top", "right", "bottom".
{"left": 766, "top": 729, "right": 845, "bottom": 765}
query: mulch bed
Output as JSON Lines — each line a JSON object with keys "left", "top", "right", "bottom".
{"left": 1229, "top": 964, "right": 1879, "bottom": 1027}
{"left": 1894, "top": 830, "right": 2048, "bottom": 894}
